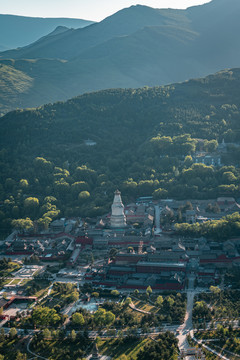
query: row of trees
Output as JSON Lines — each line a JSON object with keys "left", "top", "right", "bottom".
{"left": 175, "top": 212, "right": 240, "bottom": 240}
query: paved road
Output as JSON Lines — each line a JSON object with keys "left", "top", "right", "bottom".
{"left": 0, "top": 319, "right": 8, "bottom": 328}
{"left": 27, "top": 336, "right": 48, "bottom": 360}
{"left": 154, "top": 205, "right": 162, "bottom": 234}
{"left": 177, "top": 275, "right": 195, "bottom": 359}
{"left": 129, "top": 302, "right": 151, "bottom": 315}
{"left": 194, "top": 339, "right": 230, "bottom": 359}
{"left": 176, "top": 275, "right": 231, "bottom": 359}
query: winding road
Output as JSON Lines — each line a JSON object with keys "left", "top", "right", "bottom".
{"left": 177, "top": 275, "right": 231, "bottom": 359}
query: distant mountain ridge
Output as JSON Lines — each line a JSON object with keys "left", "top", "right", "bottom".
{"left": 0, "top": 5, "right": 193, "bottom": 60}
{"left": 1, "top": 0, "right": 240, "bottom": 114}
{"left": 0, "top": 14, "right": 95, "bottom": 50}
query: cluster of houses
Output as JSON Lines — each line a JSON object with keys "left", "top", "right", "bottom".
{"left": 158, "top": 197, "right": 240, "bottom": 227}
{"left": 191, "top": 138, "right": 240, "bottom": 167}
{"left": 85, "top": 234, "right": 240, "bottom": 291}
{"left": 3, "top": 191, "right": 240, "bottom": 292}
{"left": 4, "top": 231, "right": 75, "bottom": 261}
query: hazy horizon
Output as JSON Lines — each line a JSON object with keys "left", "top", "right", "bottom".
{"left": 0, "top": 0, "right": 212, "bottom": 21}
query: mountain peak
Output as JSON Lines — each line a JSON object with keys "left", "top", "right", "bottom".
{"left": 48, "top": 26, "right": 70, "bottom": 37}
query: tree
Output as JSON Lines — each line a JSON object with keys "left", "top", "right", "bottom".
{"left": 44, "top": 196, "right": 57, "bottom": 204}
{"left": 93, "top": 309, "right": 115, "bottom": 327}
{"left": 124, "top": 297, "right": 132, "bottom": 307}
{"left": 146, "top": 286, "right": 152, "bottom": 297}
{"left": 118, "top": 356, "right": 128, "bottom": 360}
{"left": 31, "top": 306, "right": 61, "bottom": 327}
{"left": 92, "top": 292, "right": 99, "bottom": 298}
{"left": 78, "top": 191, "right": 90, "bottom": 203}
{"left": 71, "top": 181, "right": 90, "bottom": 195}
{"left": 69, "top": 290, "right": 79, "bottom": 303}
{"left": 70, "top": 329, "right": 77, "bottom": 342}
{"left": 24, "top": 197, "right": 39, "bottom": 218}
{"left": 106, "top": 311, "right": 115, "bottom": 325}
{"left": 72, "top": 312, "right": 85, "bottom": 326}
{"left": 94, "top": 308, "right": 106, "bottom": 327}
{"left": 111, "top": 290, "right": 119, "bottom": 297}
{"left": 192, "top": 301, "right": 211, "bottom": 321}
{"left": 222, "top": 171, "right": 237, "bottom": 184}
{"left": 11, "top": 218, "right": 34, "bottom": 232}
{"left": 9, "top": 327, "right": 17, "bottom": 339}
{"left": 184, "top": 155, "right": 193, "bottom": 167}
{"left": 136, "top": 332, "right": 177, "bottom": 360}
{"left": 156, "top": 295, "right": 163, "bottom": 307}
{"left": 209, "top": 286, "right": 221, "bottom": 295}
{"left": 0, "top": 328, "right": 5, "bottom": 342}
{"left": 16, "top": 352, "right": 27, "bottom": 360}
{"left": 43, "top": 328, "right": 51, "bottom": 339}
{"left": 153, "top": 188, "right": 168, "bottom": 200}
{"left": 165, "top": 296, "right": 174, "bottom": 308}
{"left": 19, "top": 179, "right": 29, "bottom": 189}
{"left": 34, "top": 157, "right": 52, "bottom": 172}
{"left": 74, "top": 165, "right": 96, "bottom": 184}
{"left": 37, "top": 217, "right": 52, "bottom": 231}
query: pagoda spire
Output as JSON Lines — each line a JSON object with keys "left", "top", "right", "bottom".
{"left": 110, "top": 190, "right": 126, "bottom": 228}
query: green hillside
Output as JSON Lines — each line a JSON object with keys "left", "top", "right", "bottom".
{"left": 0, "top": 63, "right": 33, "bottom": 115}
{"left": 0, "top": 59, "right": 67, "bottom": 116}
{"left": 0, "top": 69, "right": 240, "bottom": 235}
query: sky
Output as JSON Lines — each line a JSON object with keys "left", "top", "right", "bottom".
{"left": 0, "top": 0, "right": 212, "bottom": 21}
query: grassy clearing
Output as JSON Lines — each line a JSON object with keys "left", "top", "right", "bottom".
{"left": 132, "top": 299, "right": 157, "bottom": 313}
{"left": 11, "top": 278, "right": 21, "bottom": 285}
{"left": 2, "top": 262, "right": 21, "bottom": 276}
{"left": 8, "top": 262, "right": 21, "bottom": 271}
{"left": 98, "top": 338, "right": 152, "bottom": 359}
{"left": 35, "top": 287, "right": 49, "bottom": 299}
{"left": 2, "top": 278, "right": 13, "bottom": 285}
{"left": 25, "top": 279, "right": 51, "bottom": 298}
{"left": 20, "top": 279, "right": 31, "bottom": 285}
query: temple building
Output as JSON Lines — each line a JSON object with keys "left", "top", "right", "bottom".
{"left": 110, "top": 190, "right": 126, "bottom": 228}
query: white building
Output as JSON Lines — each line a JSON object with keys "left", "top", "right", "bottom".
{"left": 110, "top": 190, "right": 126, "bottom": 228}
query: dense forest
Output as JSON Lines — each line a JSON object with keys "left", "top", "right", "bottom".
{"left": 0, "top": 68, "right": 240, "bottom": 236}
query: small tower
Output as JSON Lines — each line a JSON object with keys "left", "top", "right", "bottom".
{"left": 110, "top": 190, "right": 126, "bottom": 228}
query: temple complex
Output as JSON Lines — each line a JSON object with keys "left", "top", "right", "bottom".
{"left": 110, "top": 190, "right": 126, "bottom": 228}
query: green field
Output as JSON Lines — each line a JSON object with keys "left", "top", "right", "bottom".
{"left": 98, "top": 338, "right": 152, "bottom": 360}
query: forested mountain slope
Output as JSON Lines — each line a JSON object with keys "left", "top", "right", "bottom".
{"left": 1, "top": 0, "right": 240, "bottom": 114}
{"left": 0, "top": 68, "right": 240, "bottom": 234}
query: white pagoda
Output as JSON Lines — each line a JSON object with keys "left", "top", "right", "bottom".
{"left": 110, "top": 190, "right": 126, "bottom": 228}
